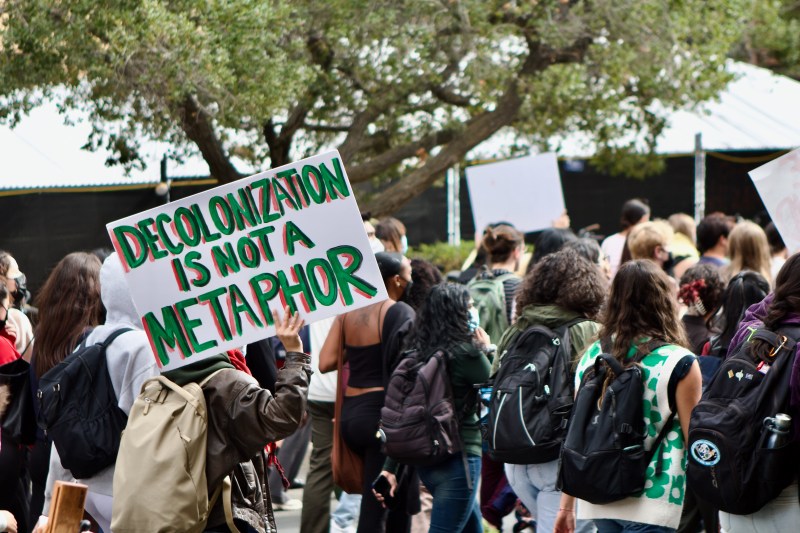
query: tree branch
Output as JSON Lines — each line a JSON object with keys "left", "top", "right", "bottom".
{"left": 303, "top": 122, "right": 351, "bottom": 133}
{"left": 430, "top": 85, "right": 472, "bottom": 107}
{"left": 365, "top": 35, "right": 593, "bottom": 215}
{"left": 179, "top": 94, "right": 241, "bottom": 184}
{"left": 348, "top": 129, "right": 458, "bottom": 183}
{"left": 338, "top": 104, "right": 386, "bottom": 162}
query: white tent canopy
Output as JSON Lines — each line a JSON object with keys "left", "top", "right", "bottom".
{"left": 547, "top": 61, "right": 800, "bottom": 159}
{"left": 1, "top": 61, "right": 798, "bottom": 191}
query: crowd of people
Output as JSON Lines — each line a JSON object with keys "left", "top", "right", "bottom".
{"left": 0, "top": 200, "right": 798, "bottom": 533}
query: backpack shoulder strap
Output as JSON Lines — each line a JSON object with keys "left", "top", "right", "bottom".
{"left": 494, "top": 272, "right": 518, "bottom": 284}
{"left": 646, "top": 409, "right": 678, "bottom": 476}
{"left": 633, "top": 339, "right": 670, "bottom": 362}
{"left": 149, "top": 375, "right": 205, "bottom": 410}
{"left": 100, "top": 327, "right": 135, "bottom": 349}
{"left": 561, "top": 317, "right": 589, "bottom": 330}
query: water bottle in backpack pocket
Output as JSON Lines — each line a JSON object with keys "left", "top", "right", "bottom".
{"left": 686, "top": 327, "right": 800, "bottom": 515}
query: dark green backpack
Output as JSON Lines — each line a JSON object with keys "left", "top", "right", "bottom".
{"left": 466, "top": 270, "right": 517, "bottom": 342}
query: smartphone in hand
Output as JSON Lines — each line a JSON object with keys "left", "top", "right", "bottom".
{"left": 371, "top": 474, "right": 396, "bottom": 509}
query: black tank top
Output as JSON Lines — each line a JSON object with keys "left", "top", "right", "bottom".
{"left": 344, "top": 303, "right": 387, "bottom": 388}
{"left": 345, "top": 342, "right": 384, "bottom": 388}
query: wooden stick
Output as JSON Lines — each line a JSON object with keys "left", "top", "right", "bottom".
{"left": 45, "top": 481, "right": 88, "bottom": 533}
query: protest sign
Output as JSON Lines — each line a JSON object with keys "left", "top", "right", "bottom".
{"left": 749, "top": 147, "right": 800, "bottom": 254}
{"left": 107, "top": 150, "right": 387, "bottom": 371}
{"left": 465, "top": 153, "right": 565, "bottom": 234}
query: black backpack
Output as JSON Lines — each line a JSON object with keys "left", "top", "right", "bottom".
{"left": 558, "top": 340, "right": 675, "bottom": 504}
{"left": 36, "top": 328, "right": 132, "bottom": 479}
{"left": 486, "top": 319, "right": 585, "bottom": 464}
{"left": 686, "top": 326, "right": 800, "bottom": 515}
{"left": 380, "top": 349, "right": 465, "bottom": 467}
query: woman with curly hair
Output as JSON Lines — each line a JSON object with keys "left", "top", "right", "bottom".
{"left": 379, "top": 282, "right": 492, "bottom": 533}
{"left": 493, "top": 248, "right": 606, "bottom": 533}
{"left": 677, "top": 263, "right": 725, "bottom": 355}
{"left": 556, "top": 260, "right": 702, "bottom": 533}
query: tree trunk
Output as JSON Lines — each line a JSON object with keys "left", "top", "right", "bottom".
{"left": 179, "top": 95, "right": 242, "bottom": 184}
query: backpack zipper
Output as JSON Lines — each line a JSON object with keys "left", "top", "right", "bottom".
{"left": 519, "top": 388, "right": 535, "bottom": 446}
{"left": 493, "top": 393, "right": 508, "bottom": 449}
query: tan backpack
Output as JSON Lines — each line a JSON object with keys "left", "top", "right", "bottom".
{"left": 111, "top": 371, "right": 239, "bottom": 533}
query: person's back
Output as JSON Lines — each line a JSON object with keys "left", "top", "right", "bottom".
{"left": 495, "top": 249, "right": 605, "bottom": 533}
{"left": 319, "top": 251, "right": 416, "bottom": 533}
{"left": 556, "top": 260, "right": 701, "bottom": 533}
{"left": 36, "top": 253, "right": 159, "bottom": 533}
{"left": 379, "top": 283, "right": 491, "bottom": 533}
{"left": 712, "top": 253, "right": 800, "bottom": 532}
{"left": 191, "top": 311, "right": 310, "bottom": 532}
{"left": 110, "top": 309, "right": 311, "bottom": 533}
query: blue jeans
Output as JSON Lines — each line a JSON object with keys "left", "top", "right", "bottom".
{"left": 594, "top": 519, "right": 675, "bottom": 533}
{"left": 332, "top": 492, "right": 362, "bottom": 528}
{"left": 418, "top": 454, "right": 482, "bottom": 533}
{"left": 720, "top": 483, "right": 800, "bottom": 533}
{"left": 505, "top": 460, "right": 595, "bottom": 533}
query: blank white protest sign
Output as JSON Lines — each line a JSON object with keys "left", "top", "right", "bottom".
{"left": 749, "top": 147, "right": 800, "bottom": 254}
{"left": 465, "top": 153, "right": 566, "bottom": 234}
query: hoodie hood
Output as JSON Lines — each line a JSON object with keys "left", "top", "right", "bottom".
{"left": 100, "top": 252, "right": 141, "bottom": 328}
{"left": 516, "top": 304, "right": 582, "bottom": 330}
{"left": 727, "top": 293, "right": 800, "bottom": 356}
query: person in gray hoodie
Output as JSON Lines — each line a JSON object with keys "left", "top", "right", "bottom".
{"left": 33, "top": 252, "right": 160, "bottom": 533}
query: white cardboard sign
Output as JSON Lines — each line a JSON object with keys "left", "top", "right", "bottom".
{"left": 107, "top": 150, "right": 387, "bottom": 372}
{"left": 749, "top": 147, "right": 800, "bottom": 254}
{"left": 465, "top": 153, "right": 566, "bottom": 234}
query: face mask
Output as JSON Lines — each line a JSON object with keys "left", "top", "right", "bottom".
{"left": 467, "top": 306, "right": 480, "bottom": 332}
{"left": 370, "top": 238, "right": 385, "bottom": 253}
{"left": 401, "top": 235, "right": 409, "bottom": 255}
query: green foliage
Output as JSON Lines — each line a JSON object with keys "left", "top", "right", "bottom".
{"left": 408, "top": 241, "right": 476, "bottom": 275}
{"left": 732, "top": 0, "right": 800, "bottom": 80}
{"left": 0, "top": 0, "right": 752, "bottom": 210}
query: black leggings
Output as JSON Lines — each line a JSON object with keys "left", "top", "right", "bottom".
{"left": 28, "top": 438, "right": 51, "bottom": 527}
{"left": 340, "top": 392, "right": 410, "bottom": 533}
{"left": 0, "top": 432, "right": 29, "bottom": 533}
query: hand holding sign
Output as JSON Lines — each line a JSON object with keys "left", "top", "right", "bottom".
{"left": 106, "top": 150, "right": 387, "bottom": 372}
{"left": 273, "top": 307, "right": 305, "bottom": 353}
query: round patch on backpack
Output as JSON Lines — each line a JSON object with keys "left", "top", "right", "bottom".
{"left": 690, "top": 439, "right": 721, "bottom": 466}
